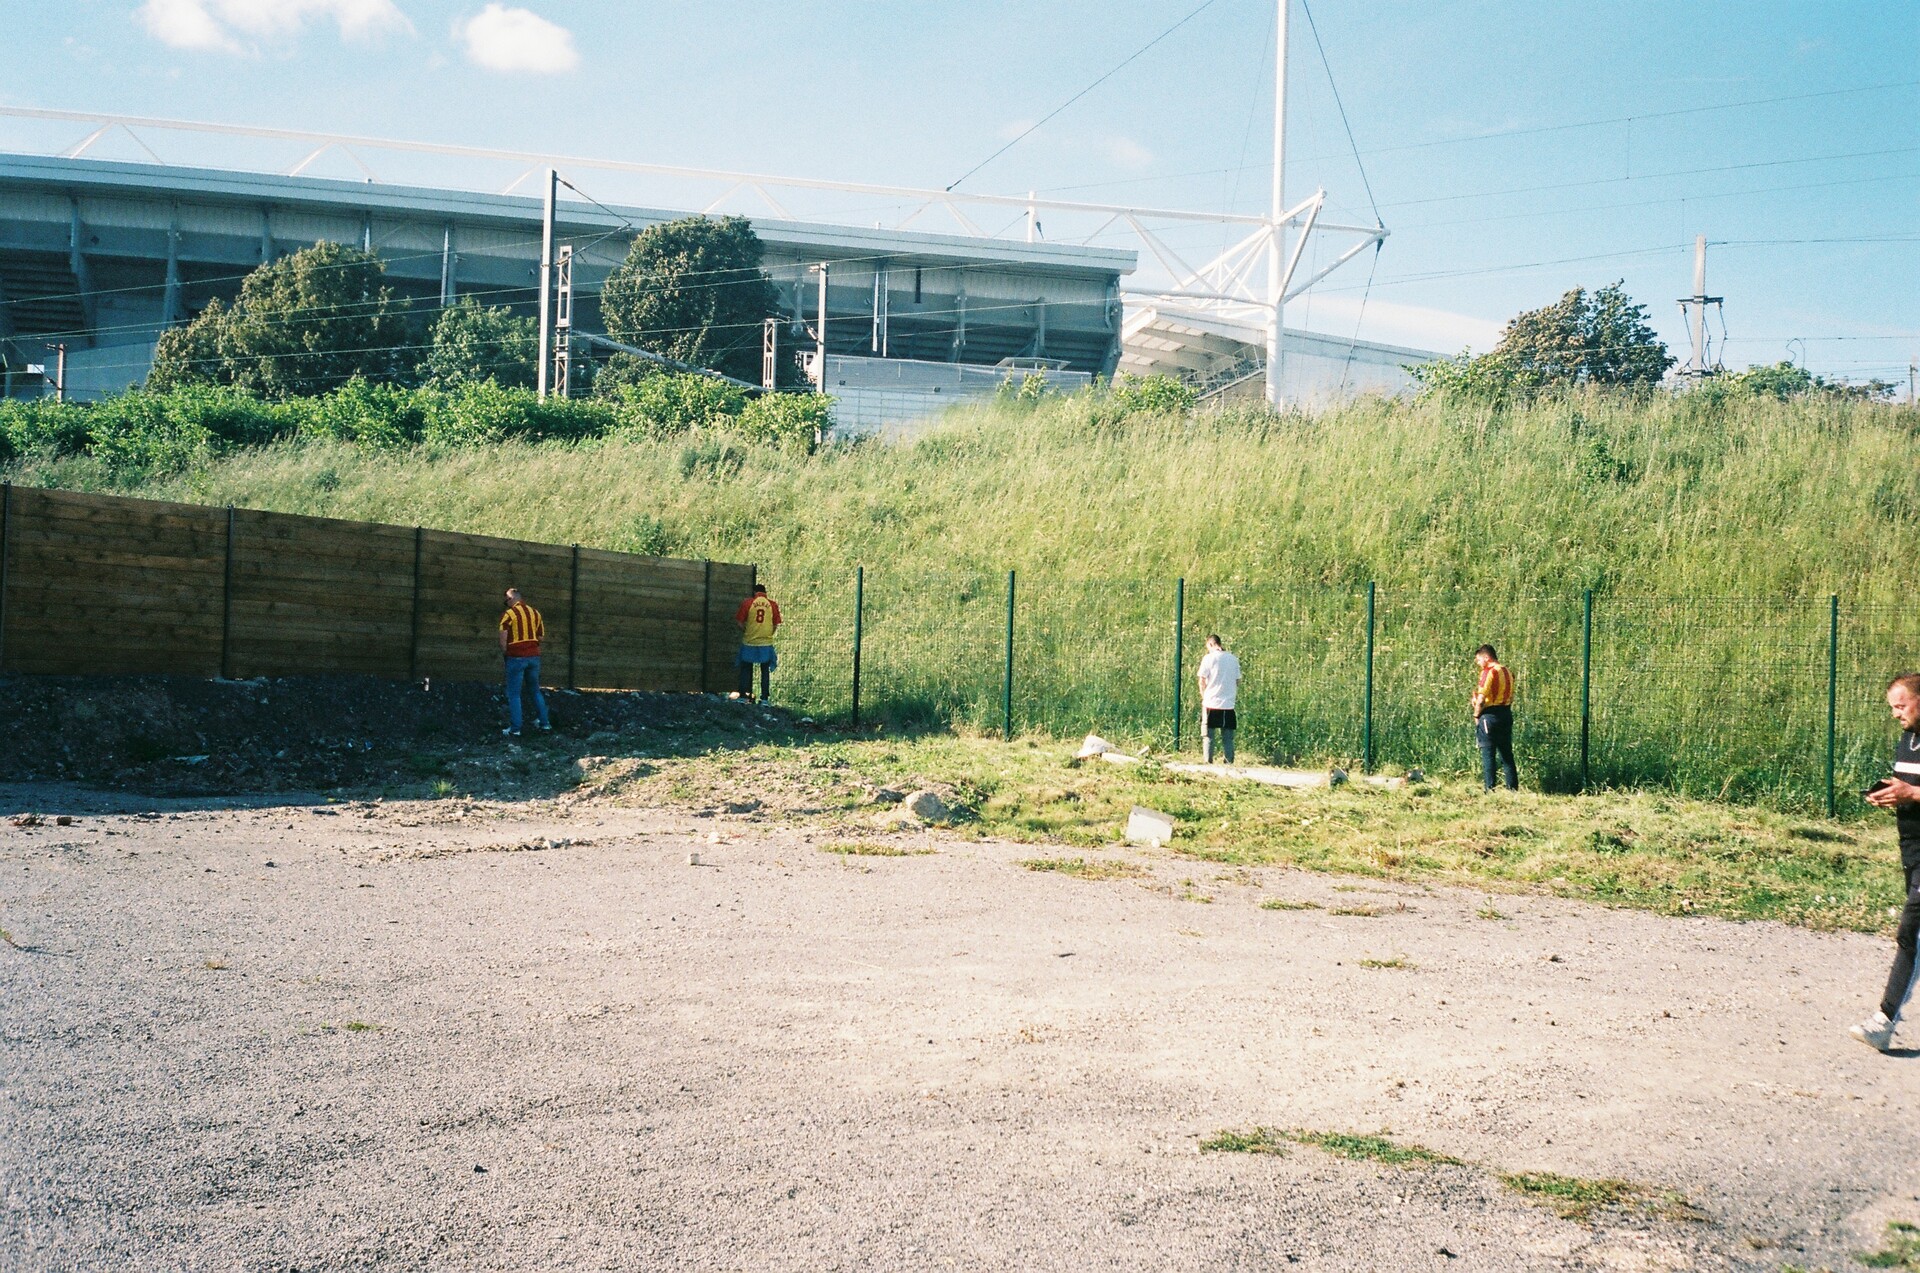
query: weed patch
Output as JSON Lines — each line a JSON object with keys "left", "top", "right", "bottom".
{"left": 1498, "top": 1171, "right": 1703, "bottom": 1223}
{"left": 1199, "top": 1128, "right": 1287, "bottom": 1156}
{"left": 1860, "top": 1220, "right": 1920, "bottom": 1269}
{"left": 1261, "top": 898, "right": 1322, "bottom": 911}
{"left": 1020, "top": 856, "right": 1150, "bottom": 881}
{"left": 1358, "top": 957, "right": 1413, "bottom": 970}
{"left": 1285, "top": 1131, "right": 1461, "bottom": 1168}
{"left": 820, "top": 841, "right": 933, "bottom": 857}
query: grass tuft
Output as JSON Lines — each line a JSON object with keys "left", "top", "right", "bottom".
{"left": 820, "top": 841, "right": 934, "bottom": 857}
{"left": 1199, "top": 1127, "right": 1287, "bottom": 1156}
{"left": 1285, "top": 1130, "right": 1462, "bottom": 1168}
{"left": 1331, "top": 904, "right": 1384, "bottom": 917}
{"left": 1261, "top": 898, "right": 1322, "bottom": 911}
{"left": 1358, "top": 956, "right": 1413, "bottom": 970}
{"left": 1497, "top": 1170, "right": 1703, "bottom": 1223}
{"left": 1019, "top": 856, "right": 1150, "bottom": 881}
{"left": 1860, "top": 1220, "right": 1920, "bottom": 1269}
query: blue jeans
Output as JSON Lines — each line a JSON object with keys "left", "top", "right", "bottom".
{"left": 1476, "top": 706, "right": 1517, "bottom": 790}
{"left": 504, "top": 656, "right": 548, "bottom": 733}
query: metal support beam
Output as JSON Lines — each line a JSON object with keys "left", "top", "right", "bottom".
{"left": 551, "top": 244, "right": 573, "bottom": 398}
{"left": 67, "top": 199, "right": 97, "bottom": 343}
{"left": 1265, "top": 0, "right": 1291, "bottom": 406}
{"left": 439, "top": 223, "right": 456, "bottom": 307}
{"left": 950, "top": 283, "right": 967, "bottom": 362}
{"left": 871, "top": 263, "right": 889, "bottom": 356}
{"left": 536, "top": 168, "right": 556, "bottom": 399}
{"left": 259, "top": 207, "right": 274, "bottom": 262}
{"left": 163, "top": 205, "right": 183, "bottom": 326}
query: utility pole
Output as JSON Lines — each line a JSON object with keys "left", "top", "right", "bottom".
{"left": 1676, "top": 235, "right": 1723, "bottom": 378}
{"left": 1264, "top": 0, "right": 1290, "bottom": 407}
{"left": 536, "top": 167, "right": 557, "bottom": 400}
{"left": 551, "top": 244, "right": 573, "bottom": 398}
{"left": 51, "top": 343, "right": 65, "bottom": 403}
{"left": 1909, "top": 358, "right": 1916, "bottom": 407}
{"left": 809, "top": 262, "right": 829, "bottom": 393}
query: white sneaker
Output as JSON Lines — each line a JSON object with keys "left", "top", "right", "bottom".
{"left": 1850, "top": 1012, "right": 1896, "bottom": 1052}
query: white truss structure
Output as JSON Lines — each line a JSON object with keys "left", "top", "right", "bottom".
{"left": 0, "top": 3, "right": 1383, "bottom": 403}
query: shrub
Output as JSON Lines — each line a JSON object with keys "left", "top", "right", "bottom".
{"left": 736, "top": 392, "right": 832, "bottom": 449}
{"left": 605, "top": 372, "right": 748, "bottom": 437}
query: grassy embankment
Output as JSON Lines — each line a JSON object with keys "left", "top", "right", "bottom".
{"left": 8, "top": 382, "right": 1919, "bottom": 928}
{"left": 15, "top": 384, "right": 1919, "bottom": 811}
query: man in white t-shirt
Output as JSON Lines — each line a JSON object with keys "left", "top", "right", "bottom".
{"left": 1197, "top": 634, "right": 1242, "bottom": 764}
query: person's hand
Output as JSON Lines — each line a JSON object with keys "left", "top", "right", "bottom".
{"left": 1867, "top": 778, "right": 1920, "bottom": 808}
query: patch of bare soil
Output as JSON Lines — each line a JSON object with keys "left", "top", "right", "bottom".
{"left": 3, "top": 789, "right": 1918, "bottom": 1270}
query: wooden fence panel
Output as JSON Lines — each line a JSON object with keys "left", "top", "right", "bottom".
{"left": 226, "top": 509, "right": 415, "bottom": 679}
{"left": 0, "top": 487, "right": 225, "bottom": 676}
{"left": 0, "top": 485, "right": 749, "bottom": 693}
{"left": 705, "top": 563, "right": 758, "bottom": 693}
{"left": 573, "top": 549, "right": 707, "bottom": 691}
{"left": 414, "top": 529, "right": 576, "bottom": 687}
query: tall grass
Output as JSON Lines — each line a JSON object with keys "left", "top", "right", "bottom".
{"left": 10, "top": 385, "right": 1919, "bottom": 810}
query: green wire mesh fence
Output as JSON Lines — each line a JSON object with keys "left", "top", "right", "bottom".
{"left": 762, "top": 570, "right": 1911, "bottom": 817}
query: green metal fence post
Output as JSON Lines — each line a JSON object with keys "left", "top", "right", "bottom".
{"left": 1827, "top": 592, "right": 1839, "bottom": 818}
{"left": 0, "top": 483, "right": 11, "bottom": 676}
{"left": 1002, "top": 569, "right": 1016, "bottom": 741}
{"left": 1172, "top": 577, "right": 1185, "bottom": 752}
{"left": 1363, "top": 580, "right": 1376, "bottom": 772}
{"left": 851, "top": 565, "right": 864, "bottom": 730}
{"left": 1580, "top": 589, "right": 1594, "bottom": 792}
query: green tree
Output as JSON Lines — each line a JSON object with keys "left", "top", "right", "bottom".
{"left": 1412, "top": 282, "right": 1673, "bottom": 401}
{"left": 1493, "top": 281, "right": 1673, "bottom": 390}
{"left": 146, "top": 242, "right": 415, "bottom": 398}
{"left": 599, "top": 215, "right": 778, "bottom": 385}
{"left": 422, "top": 298, "right": 536, "bottom": 389}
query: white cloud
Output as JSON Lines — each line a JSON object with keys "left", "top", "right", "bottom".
{"left": 136, "top": 0, "right": 412, "bottom": 52}
{"left": 1297, "top": 294, "right": 1503, "bottom": 356}
{"left": 1102, "top": 135, "right": 1154, "bottom": 171}
{"left": 455, "top": 4, "right": 578, "bottom": 73}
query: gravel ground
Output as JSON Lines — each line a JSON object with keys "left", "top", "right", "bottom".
{"left": 3, "top": 783, "right": 1918, "bottom": 1272}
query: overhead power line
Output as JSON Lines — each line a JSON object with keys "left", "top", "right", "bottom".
{"left": 944, "top": 0, "right": 1225, "bottom": 192}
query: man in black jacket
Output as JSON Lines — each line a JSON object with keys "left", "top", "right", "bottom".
{"left": 1853, "top": 672, "right": 1920, "bottom": 1051}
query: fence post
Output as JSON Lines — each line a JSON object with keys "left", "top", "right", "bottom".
{"left": 568, "top": 543, "right": 581, "bottom": 691}
{"left": 851, "top": 565, "right": 864, "bottom": 729}
{"left": 408, "top": 527, "right": 424, "bottom": 682}
{"left": 1580, "top": 589, "right": 1594, "bottom": 792}
{"left": 702, "top": 560, "right": 715, "bottom": 694}
{"left": 0, "top": 483, "right": 11, "bottom": 675}
{"left": 1002, "top": 569, "right": 1016, "bottom": 741}
{"left": 1363, "top": 580, "right": 1376, "bottom": 772}
{"left": 1172, "top": 577, "right": 1185, "bottom": 752}
{"left": 1827, "top": 592, "right": 1839, "bottom": 818}
{"left": 221, "top": 505, "right": 236, "bottom": 679}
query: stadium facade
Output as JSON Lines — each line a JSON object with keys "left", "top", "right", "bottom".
{"left": 0, "top": 153, "right": 1432, "bottom": 423}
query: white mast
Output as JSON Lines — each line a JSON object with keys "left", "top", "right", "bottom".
{"left": 1264, "top": 0, "right": 1290, "bottom": 406}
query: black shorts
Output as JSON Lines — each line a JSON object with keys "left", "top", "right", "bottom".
{"left": 1204, "top": 708, "right": 1237, "bottom": 731}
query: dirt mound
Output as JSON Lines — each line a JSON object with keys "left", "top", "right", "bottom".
{"left": 0, "top": 674, "right": 801, "bottom": 795}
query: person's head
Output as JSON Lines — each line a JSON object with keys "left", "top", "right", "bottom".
{"left": 1206, "top": 634, "right": 1224, "bottom": 651}
{"left": 753, "top": 584, "right": 768, "bottom": 597}
{"left": 505, "top": 587, "right": 523, "bottom": 606}
{"left": 1475, "top": 644, "right": 1497, "bottom": 668}
{"left": 1887, "top": 673, "right": 1920, "bottom": 731}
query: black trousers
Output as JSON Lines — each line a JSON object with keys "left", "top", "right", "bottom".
{"left": 1881, "top": 863, "right": 1920, "bottom": 1020}
{"left": 738, "top": 659, "right": 771, "bottom": 699}
{"left": 1476, "top": 706, "right": 1518, "bottom": 791}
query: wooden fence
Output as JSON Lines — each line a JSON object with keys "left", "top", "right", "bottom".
{"left": 0, "top": 484, "right": 755, "bottom": 692}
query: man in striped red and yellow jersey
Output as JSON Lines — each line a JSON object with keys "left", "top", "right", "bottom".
{"left": 734, "top": 584, "right": 782, "bottom": 702}
{"left": 496, "top": 588, "right": 550, "bottom": 738}
{"left": 1471, "top": 644, "right": 1518, "bottom": 791}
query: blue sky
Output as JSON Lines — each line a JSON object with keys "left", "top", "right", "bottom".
{"left": 3, "top": 0, "right": 1915, "bottom": 381}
